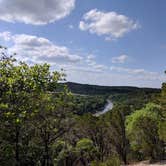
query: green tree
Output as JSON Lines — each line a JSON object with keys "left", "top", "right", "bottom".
{"left": 126, "top": 103, "right": 163, "bottom": 161}
{"left": 74, "top": 138, "right": 96, "bottom": 166}
{"left": 0, "top": 49, "right": 67, "bottom": 165}
{"left": 157, "top": 72, "right": 166, "bottom": 159}
{"left": 75, "top": 114, "right": 110, "bottom": 162}
{"left": 31, "top": 89, "right": 73, "bottom": 166}
{"left": 106, "top": 105, "right": 131, "bottom": 165}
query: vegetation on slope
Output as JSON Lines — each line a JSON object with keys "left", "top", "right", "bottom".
{"left": 0, "top": 48, "right": 165, "bottom": 166}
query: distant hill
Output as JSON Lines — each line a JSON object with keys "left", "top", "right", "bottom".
{"left": 64, "top": 82, "right": 160, "bottom": 95}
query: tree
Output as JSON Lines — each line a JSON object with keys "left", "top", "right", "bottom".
{"left": 75, "top": 114, "right": 110, "bottom": 162}
{"left": 74, "top": 138, "right": 96, "bottom": 166}
{"left": 0, "top": 48, "right": 69, "bottom": 165}
{"left": 31, "top": 89, "right": 73, "bottom": 166}
{"left": 158, "top": 72, "right": 166, "bottom": 159}
{"left": 159, "top": 80, "right": 166, "bottom": 115}
{"left": 106, "top": 105, "right": 130, "bottom": 165}
{"left": 126, "top": 103, "right": 163, "bottom": 161}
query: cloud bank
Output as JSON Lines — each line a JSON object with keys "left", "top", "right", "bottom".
{"left": 0, "top": 31, "right": 82, "bottom": 64}
{"left": 0, "top": 31, "right": 165, "bottom": 88}
{"left": 0, "top": 0, "right": 75, "bottom": 25}
{"left": 112, "top": 54, "right": 128, "bottom": 64}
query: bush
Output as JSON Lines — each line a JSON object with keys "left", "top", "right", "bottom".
{"left": 91, "top": 155, "right": 120, "bottom": 166}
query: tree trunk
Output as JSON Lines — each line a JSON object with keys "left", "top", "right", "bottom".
{"left": 15, "top": 126, "right": 20, "bottom": 166}
{"left": 121, "top": 112, "right": 128, "bottom": 165}
{"left": 122, "top": 151, "right": 127, "bottom": 165}
{"left": 45, "top": 140, "right": 49, "bottom": 166}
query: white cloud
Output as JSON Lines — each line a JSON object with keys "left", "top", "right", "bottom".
{"left": 66, "top": 69, "right": 165, "bottom": 88}
{"left": 0, "top": 31, "right": 164, "bottom": 88}
{"left": 112, "top": 54, "right": 128, "bottom": 64}
{"left": 86, "top": 54, "right": 107, "bottom": 71}
{"left": 86, "top": 54, "right": 95, "bottom": 64}
{"left": 110, "top": 66, "right": 165, "bottom": 81}
{"left": 110, "top": 66, "right": 145, "bottom": 74}
{"left": 87, "top": 54, "right": 95, "bottom": 60}
{"left": 79, "top": 9, "right": 139, "bottom": 40}
{"left": 0, "top": 0, "right": 75, "bottom": 25}
{"left": 68, "top": 24, "right": 74, "bottom": 29}
{"left": 64, "top": 65, "right": 106, "bottom": 74}
{"left": 93, "top": 64, "right": 107, "bottom": 70}
{"left": 0, "top": 31, "right": 82, "bottom": 64}
{"left": 0, "top": 31, "right": 12, "bottom": 41}
{"left": 0, "top": 31, "right": 107, "bottom": 73}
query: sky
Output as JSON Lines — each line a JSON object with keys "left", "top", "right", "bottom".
{"left": 0, "top": 0, "right": 165, "bottom": 88}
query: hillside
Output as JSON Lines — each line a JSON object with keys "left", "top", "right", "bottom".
{"left": 64, "top": 82, "right": 160, "bottom": 95}
{"left": 62, "top": 82, "right": 161, "bottom": 114}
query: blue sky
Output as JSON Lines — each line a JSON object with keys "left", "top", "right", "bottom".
{"left": 0, "top": 0, "right": 165, "bottom": 88}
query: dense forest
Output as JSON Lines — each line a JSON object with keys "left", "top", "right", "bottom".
{"left": 64, "top": 82, "right": 160, "bottom": 113}
{"left": 64, "top": 82, "right": 160, "bottom": 96}
{"left": 0, "top": 48, "right": 165, "bottom": 166}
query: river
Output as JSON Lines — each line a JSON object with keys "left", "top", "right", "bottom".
{"left": 94, "top": 100, "right": 113, "bottom": 117}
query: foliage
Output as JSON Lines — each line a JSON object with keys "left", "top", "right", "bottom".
{"left": 91, "top": 155, "right": 120, "bottom": 166}
{"left": 72, "top": 95, "right": 107, "bottom": 114}
{"left": 0, "top": 50, "right": 71, "bottom": 166}
{"left": 126, "top": 103, "right": 163, "bottom": 160}
{"left": 0, "top": 47, "right": 165, "bottom": 165}
{"left": 65, "top": 82, "right": 160, "bottom": 96}
{"left": 106, "top": 105, "right": 131, "bottom": 164}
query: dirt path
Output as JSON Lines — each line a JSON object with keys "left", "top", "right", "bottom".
{"left": 128, "top": 160, "right": 166, "bottom": 166}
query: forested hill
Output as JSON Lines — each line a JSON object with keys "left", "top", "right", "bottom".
{"left": 64, "top": 82, "right": 160, "bottom": 95}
